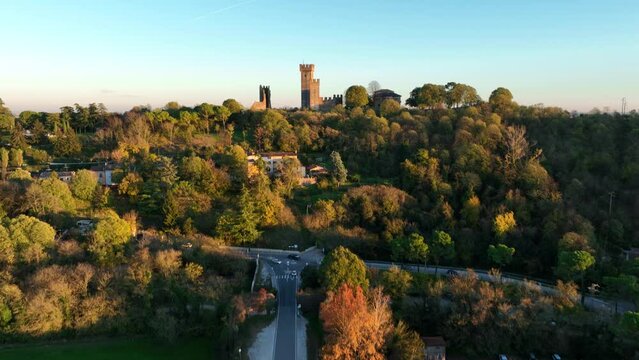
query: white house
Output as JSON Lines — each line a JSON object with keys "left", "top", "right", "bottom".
{"left": 247, "top": 152, "right": 306, "bottom": 178}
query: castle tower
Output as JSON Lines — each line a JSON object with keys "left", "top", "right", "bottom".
{"left": 300, "top": 64, "right": 323, "bottom": 109}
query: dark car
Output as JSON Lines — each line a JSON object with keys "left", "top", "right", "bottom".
{"left": 287, "top": 254, "right": 300, "bottom": 261}
{"left": 446, "top": 269, "right": 459, "bottom": 277}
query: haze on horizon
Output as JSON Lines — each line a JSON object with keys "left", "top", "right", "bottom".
{"left": 1, "top": 0, "right": 637, "bottom": 113}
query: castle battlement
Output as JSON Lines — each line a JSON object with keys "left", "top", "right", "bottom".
{"left": 299, "top": 64, "right": 315, "bottom": 71}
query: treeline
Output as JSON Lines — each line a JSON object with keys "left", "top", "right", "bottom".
{"left": 0, "top": 82, "right": 638, "bottom": 349}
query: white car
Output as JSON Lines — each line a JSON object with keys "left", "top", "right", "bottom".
{"left": 291, "top": 270, "right": 297, "bottom": 276}
{"left": 272, "top": 258, "right": 282, "bottom": 265}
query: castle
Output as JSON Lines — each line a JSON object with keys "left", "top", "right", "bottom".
{"left": 300, "top": 64, "right": 342, "bottom": 110}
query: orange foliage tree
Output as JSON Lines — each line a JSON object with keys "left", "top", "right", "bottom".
{"left": 319, "top": 284, "right": 393, "bottom": 360}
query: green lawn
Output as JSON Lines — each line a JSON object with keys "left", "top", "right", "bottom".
{"left": 0, "top": 337, "right": 216, "bottom": 360}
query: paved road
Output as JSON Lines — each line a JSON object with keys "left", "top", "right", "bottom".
{"left": 232, "top": 247, "right": 634, "bottom": 315}
{"left": 365, "top": 260, "right": 635, "bottom": 314}
{"left": 241, "top": 248, "right": 320, "bottom": 360}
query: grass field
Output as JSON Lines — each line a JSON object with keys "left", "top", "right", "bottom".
{"left": 0, "top": 337, "right": 217, "bottom": 360}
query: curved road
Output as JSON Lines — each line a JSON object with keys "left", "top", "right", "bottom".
{"left": 234, "top": 246, "right": 634, "bottom": 360}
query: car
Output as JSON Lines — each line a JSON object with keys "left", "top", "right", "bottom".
{"left": 551, "top": 355, "right": 561, "bottom": 360}
{"left": 446, "top": 269, "right": 459, "bottom": 277}
{"left": 291, "top": 270, "right": 297, "bottom": 276}
{"left": 271, "top": 258, "right": 282, "bottom": 265}
{"left": 288, "top": 254, "right": 300, "bottom": 261}
{"left": 528, "top": 353, "right": 537, "bottom": 360}
{"left": 498, "top": 355, "right": 508, "bottom": 360}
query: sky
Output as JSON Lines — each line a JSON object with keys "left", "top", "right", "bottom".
{"left": 0, "top": 0, "right": 638, "bottom": 113}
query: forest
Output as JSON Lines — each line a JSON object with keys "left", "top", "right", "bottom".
{"left": 0, "top": 82, "right": 638, "bottom": 358}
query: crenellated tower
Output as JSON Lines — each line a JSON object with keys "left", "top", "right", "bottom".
{"left": 300, "top": 64, "right": 323, "bottom": 109}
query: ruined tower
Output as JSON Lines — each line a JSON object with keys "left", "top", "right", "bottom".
{"left": 300, "top": 64, "right": 322, "bottom": 109}
{"left": 250, "top": 85, "right": 271, "bottom": 110}
{"left": 259, "top": 85, "right": 272, "bottom": 109}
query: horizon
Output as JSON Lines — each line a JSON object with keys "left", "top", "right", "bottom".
{"left": 1, "top": 0, "right": 638, "bottom": 113}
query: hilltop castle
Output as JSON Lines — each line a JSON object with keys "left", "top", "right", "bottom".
{"left": 300, "top": 64, "right": 342, "bottom": 110}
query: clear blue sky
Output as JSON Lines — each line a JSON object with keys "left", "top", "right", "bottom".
{"left": 1, "top": 0, "right": 637, "bottom": 113}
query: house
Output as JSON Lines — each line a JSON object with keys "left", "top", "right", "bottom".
{"left": 306, "top": 164, "right": 329, "bottom": 178}
{"left": 39, "top": 170, "right": 75, "bottom": 183}
{"left": 423, "top": 336, "right": 446, "bottom": 360}
{"left": 247, "top": 152, "right": 306, "bottom": 178}
{"left": 90, "top": 164, "right": 118, "bottom": 186}
{"left": 373, "top": 89, "right": 402, "bottom": 113}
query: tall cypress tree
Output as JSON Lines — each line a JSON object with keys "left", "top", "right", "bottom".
{"left": 330, "top": 151, "right": 348, "bottom": 186}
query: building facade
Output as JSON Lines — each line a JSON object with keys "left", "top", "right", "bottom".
{"left": 247, "top": 152, "right": 306, "bottom": 178}
{"left": 373, "top": 89, "right": 402, "bottom": 112}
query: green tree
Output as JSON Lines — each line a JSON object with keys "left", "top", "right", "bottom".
{"left": 556, "top": 250, "right": 595, "bottom": 304}
{"left": 391, "top": 233, "right": 429, "bottom": 271}
{"left": 215, "top": 187, "right": 260, "bottom": 244}
{"left": 88, "top": 212, "right": 132, "bottom": 265}
{"left": 489, "top": 87, "right": 514, "bottom": 114}
{"left": 389, "top": 321, "right": 425, "bottom": 360}
{"left": 9, "top": 148, "right": 23, "bottom": 167}
{"left": 487, "top": 244, "right": 515, "bottom": 268}
{"left": 8, "top": 215, "right": 56, "bottom": 264}
{"left": 0, "top": 148, "right": 8, "bottom": 181}
{"left": 381, "top": 265, "right": 412, "bottom": 300}
{"left": 379, "top": 99, "right": 401, "bottom": 117}
{"left": 213, "top": 105, "right": 231, "bottom": 130}
{"left": 407, "top": 83, "right": 446, "bottom": 109}
{"left": 52, "top": 128, "right": 82, "bottom": 157}
{"left": 71, "top": 169, "right": 98, "bottom": 201}
{"left": 330, "top": 151, "right": 348, "bottom": 186}
{"left": 429, "top": 230, "right": 455, "bottom": 274}
{"left": 345, "top": 85, "right": 369, "bottom": 108}
{"left": 0, "top": 224, "right": 15, "bottom": 266}
{"left": 222, "top": 98, "right": 243, "bottom": 114}
{"left": 604, "top": 275, "right": 639, "bottom": 313}
{"left": 320, "top": 246, "right": 369, "bottom": 292}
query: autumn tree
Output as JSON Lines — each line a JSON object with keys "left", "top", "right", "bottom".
{"left": 320, "top": 246, "right": 369, "bottom": 292}
{"left": 320, "top": 285, "right": 393, "bottom": 360}
{"left": 493, "top": 211, "right": 516, "bottom": 239}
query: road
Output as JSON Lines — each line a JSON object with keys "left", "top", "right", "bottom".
{"left": 241, "top": 247, "right": 321, "bottom": 360}
{"left": 232, "top": 246, "right": 634, "bottom": 315}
